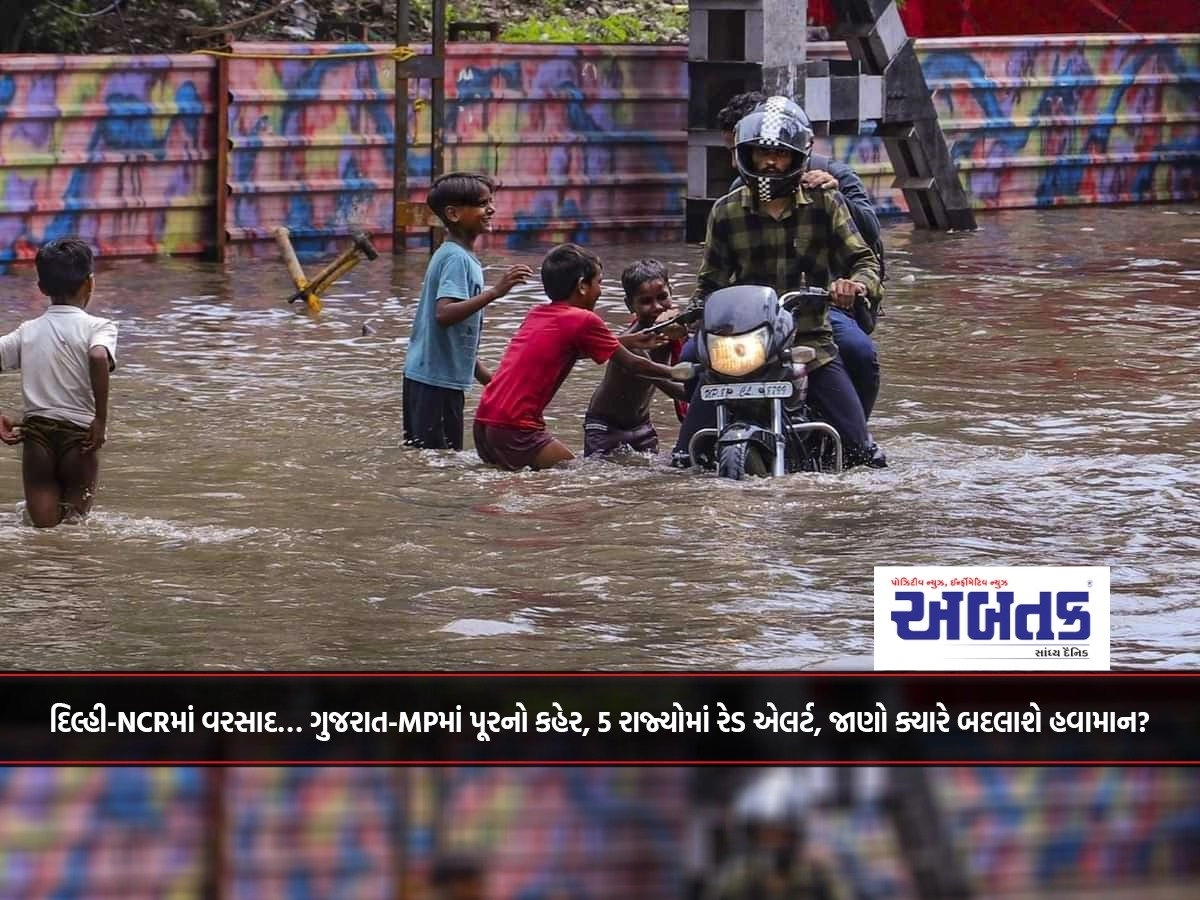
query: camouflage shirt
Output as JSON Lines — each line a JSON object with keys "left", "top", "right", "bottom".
{"left": 691, "top": 184, "right": 883, "bottom": 370}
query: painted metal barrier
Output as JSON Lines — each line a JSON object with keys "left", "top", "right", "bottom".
{"left": 220, "top": 42, "right": 402, "bottom": 260}
{"left": 813, "top": 33, "right": 1200, "bottom": 216}
{"left": 219, "top": 41, "right": 687, "bottom": 258}
{"left": 0, "top": 54, "right": 217, "bottom": 271}
{"left": 935, "top": 767, "right": 1200, "bottom": 895}
{"left": 440, "top": 43, "right": 688, "bottom": 252}
{"left": 0, "top": 768, "right": 208, "bottom": 899}
{"left": 0, "top": 34, "right": 1196, "bottom": 270}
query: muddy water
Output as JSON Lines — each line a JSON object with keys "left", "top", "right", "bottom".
{"left": 1, "top": 205, "right": 1197, "bottom": 669}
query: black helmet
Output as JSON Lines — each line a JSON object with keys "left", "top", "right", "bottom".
{"left": 733, "top": 96, "right": 815, "bottom": 202}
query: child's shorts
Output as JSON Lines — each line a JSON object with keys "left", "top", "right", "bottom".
{"left": 582, "top": 416, "right": 659, "bottom": 457}
{"left": 402, "top": 377, "right": 466, "bottom": 450}
{"left": 473, "top": 421, "right": 556, "bottom": 471}
{"left": 22, "top": 416, "right": 88, "bottom": 460}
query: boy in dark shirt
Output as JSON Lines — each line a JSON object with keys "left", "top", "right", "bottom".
{"left": 583, "top": 259, "right": 688, "bottom": 457}
{"left": 473, "top": 244, "right": 682, "bottom": 471}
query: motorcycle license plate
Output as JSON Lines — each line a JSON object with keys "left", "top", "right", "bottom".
{"left": 700, "top": 382, "right": 793, "bottom": 401}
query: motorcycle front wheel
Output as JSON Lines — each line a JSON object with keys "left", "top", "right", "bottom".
{"left": 717, "top": 442, "right": 771, "bottom": 480}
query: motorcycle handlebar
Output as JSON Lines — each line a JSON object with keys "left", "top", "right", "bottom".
{"left": 644, "top": 290, "right": 826, "bottom": 336}
{"left": 779, "top": 287, "right": 831, "bottom": 313}
{"left": 639, "top": 306, "right": 704, "bottom": 336}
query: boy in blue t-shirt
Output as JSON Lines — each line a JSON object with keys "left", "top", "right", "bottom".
{"left": 402, "top": 172, "right": 532, "bottom": 449}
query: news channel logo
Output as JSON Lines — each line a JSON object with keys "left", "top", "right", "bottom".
{"left": 873, "top": 566, "right": 1110, "bottom": 670}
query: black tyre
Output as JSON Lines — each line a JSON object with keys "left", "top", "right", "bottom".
{"left": 716, "top": 442, "right": 771, "bottom": 480}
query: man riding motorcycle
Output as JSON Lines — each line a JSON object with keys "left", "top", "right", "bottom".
{"left": 672, "top": 95, "right": 885, "bottom": 470}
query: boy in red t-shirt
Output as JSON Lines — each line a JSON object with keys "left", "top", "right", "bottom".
{"left": 473, "top": 243, "right": 682, "bottom": 471}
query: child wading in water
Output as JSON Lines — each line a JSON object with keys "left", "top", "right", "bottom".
{"left": 583, "top": 259, "right": 688, "bottom": 457}
{"left": 0, "top": 238, "right": 118, "bottom": 527}
{"left": 473, "top": 244, "right": 683, "bottom": 471}
{"left": 402, "top": 172, "right": 533, "bottom": 450}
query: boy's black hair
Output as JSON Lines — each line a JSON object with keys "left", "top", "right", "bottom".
{"left": 717, "top": 91, "right": 767, "bottom": 133}
{"left": 431, "top": 853, "right": 484, "bottom": 886}
{"left": 620, "top": 259, "right": 670, "bottom": 311}
{"left": 35, "top": 237, "right": 93, "bottom": 302}
{"left": 426, "top": 172, "right": 497, "bottom": 225}
{"left": 541, "top": 243, "right": 602, "bottom": 302}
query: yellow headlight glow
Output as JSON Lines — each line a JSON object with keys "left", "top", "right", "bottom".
{"left": 707, "top": 326, "right": 770, "bottom": 377}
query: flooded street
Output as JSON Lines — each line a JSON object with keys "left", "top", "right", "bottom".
{"left": 1, "top": 204, "right": 1198, "bottom": 670}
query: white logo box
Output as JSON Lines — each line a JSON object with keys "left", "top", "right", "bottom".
{"left": 873, "top": 566, "right": 1110, "bottom": 671}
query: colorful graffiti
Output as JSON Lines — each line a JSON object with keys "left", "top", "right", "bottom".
{"left": 224, "top": 768, "right": 397, "bottom": 900}
{"left": 0, "top": 768, "right": 206, "bottom": 900}
{"left": 816, "top": 35, "right": 1200, "bottom": 216}
{"left": 440, "top": 44, "right": 688, "bottom": 252}
{"left": 221, "top": 41, "right": 687, "bottom": 258}
{"left": 0, "top": 35, "right": 1195, "bottom": 269}
{"left": 223, "top": 42, "right": 400, "bottom": 260}
{"left": 0, "top": 54, "right": 216, "bottom": 273}
{"left": 937, "top": 767, "right": 1200, "bottom": 893}
{"left": 437, "top": 768, "right": 687, "bottom": 899}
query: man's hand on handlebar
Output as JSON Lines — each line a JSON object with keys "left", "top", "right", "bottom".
{"left": 829, "top": 278, "right": 867, "bottom": 310}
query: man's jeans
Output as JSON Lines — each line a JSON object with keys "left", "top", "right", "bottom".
{"left": 828, "top": 307, "right": 880, "bottom": 419}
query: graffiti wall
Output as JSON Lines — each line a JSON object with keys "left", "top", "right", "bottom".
{"left": 814, "top": 34, "right": 1199, "bottom": 217}
{"left": 223, "top": 768, "right": 399, "bottom": 900}
{"left": 0, "top": 34, "right": 1195, "bottom": 269}
{"left": 0, "top": 54, "right": 217, "bottom": 272}
{"left": 221, "top": 41, "right": 687, "bottom": 258}
{"left": 435, "top": 768, "right": 688, "bottom": 899}
{"left": 222, "top": 42, "right": 402, "bottom": 260}
{"left": 937, "top": 767, "right": 1200, "bottom": 894}
{"left": 0, "top": 768, "right": 207, "bottom": 900}
{"left": 440, "top": 43, "right": 688, "bottom": 252}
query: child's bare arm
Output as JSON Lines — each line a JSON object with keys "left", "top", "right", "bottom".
{"left": 610, "top": 345, "right": 676, "bottom": 382}
{"left": 612, "top": 331, "right": 680, "bottom": 383}
{"left": 83, "top": 346, "right": 110, "bottom": 453}
{"left": 618, "top": 330, "right": 669, "bottom": 352}
{"left": 474, "top": 359, "right": 493, "bottom": 386}
{"left": 1, "top": 329, "right": 24, "bottom": 442}
{"left": 649, "top": 378, "right": 689, "bottom": 401}
{"left": 435, "top": 265, "right": 533, "bottom": 327}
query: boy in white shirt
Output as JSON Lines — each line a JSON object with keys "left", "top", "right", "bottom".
{"left": 1, "top": 238, "right": 118, "bottom": 527}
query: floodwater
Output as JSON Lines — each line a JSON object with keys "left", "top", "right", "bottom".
{"left": 1, "top": 204, "right": 1198, "bottom": 670}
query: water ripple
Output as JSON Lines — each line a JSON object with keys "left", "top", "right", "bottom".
{"left": 1, "top": 205, "right": 1198, "bottom": 668}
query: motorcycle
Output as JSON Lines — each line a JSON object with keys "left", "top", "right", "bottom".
{"left": 681, "top": 284, "right": 844, "bottom": 480}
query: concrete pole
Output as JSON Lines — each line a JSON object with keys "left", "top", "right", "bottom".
{"left": 761, "top": 0, "right": 808, "bottom": 100}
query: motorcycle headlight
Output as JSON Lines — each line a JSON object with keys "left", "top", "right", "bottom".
{"left": 707, "top": 326, "right": 770, "bottom": 377}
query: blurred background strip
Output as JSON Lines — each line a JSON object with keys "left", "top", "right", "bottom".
{"left": 0, "top": 767, "right": 1198, "bottom": 899}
